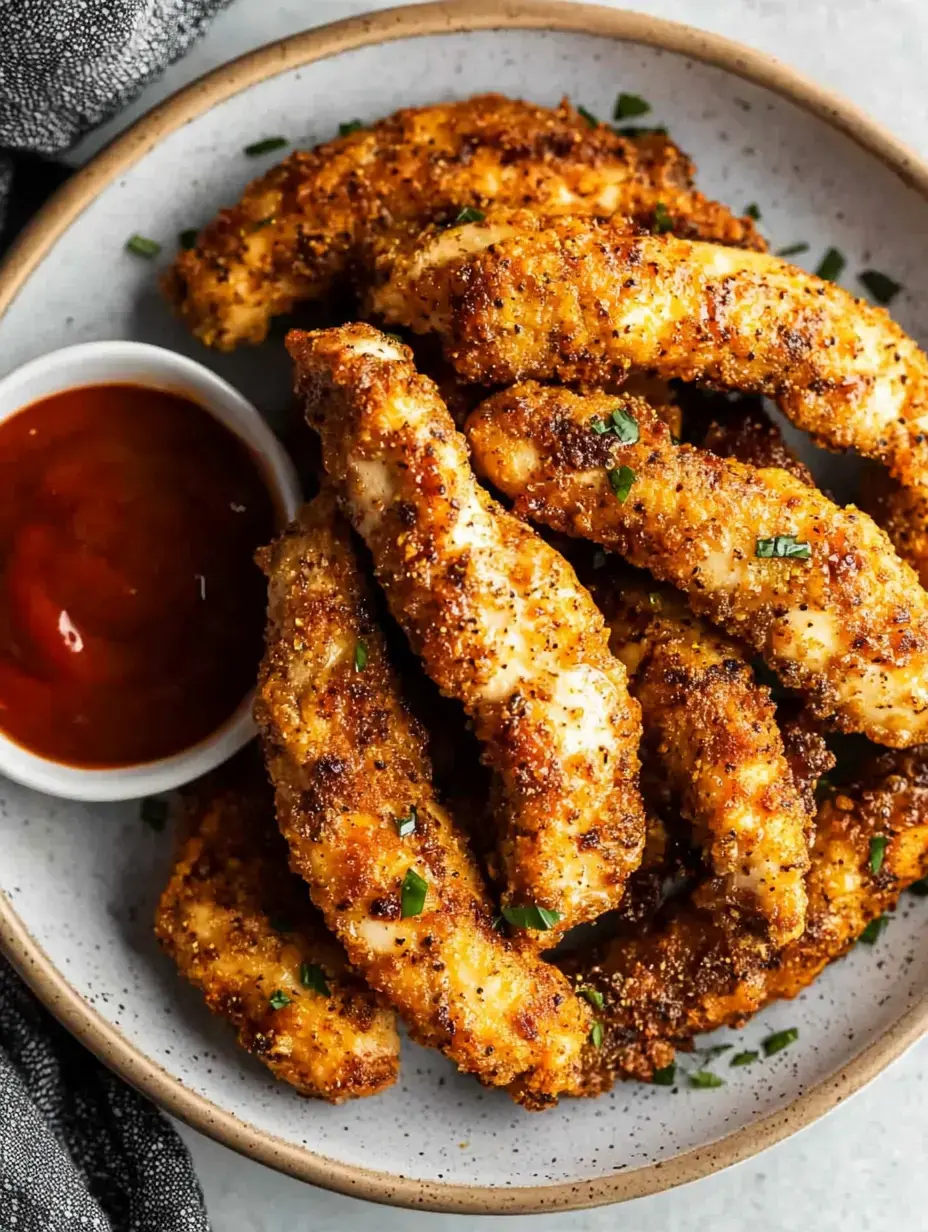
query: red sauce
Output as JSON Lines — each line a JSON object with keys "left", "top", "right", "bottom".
{"left": 0, "top": 384, "right": 276, "bottom": 767}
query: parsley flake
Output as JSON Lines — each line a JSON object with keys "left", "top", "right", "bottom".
{"left": 395, "top": 806, "right": 418, "bottom": 838}
{"left": 354, "top": 641, "right": 368, "bottom": 672}
{"left": 616, "top": 124, "right": 668, "bottom": 138}
{"left": 613, "top": 92, "right": 651, "bottom": 121}
{"left": 815, "top": 247, "right": 846, "bottom": 282}
{"left": 744, "top": 202, "right": 761, "bottom": 220}
{"left": 577, "top": 104, "right": 600, "bottom": 128}
{"left": 452, "top": 206, "right": 485, "bottom": 225}
{"left": 589, "top": 1021, "right": 604, "bottom": 1048}
{"left": 500, "top": 903, "right": 562, "bottom": 931}
{"left": 652, "top": 1063, "right": 676, "bottom": 1086}
{"left": 859, "top": 269, "right": 902, "bottom": 306}
{"left": 338, "top": 120, "right": 364, "bottom": 137}
{"left": 859, "top": 915, "right": 888, "bottom": 945}
{"left": 653, "top": 201, "right": 674, "bottom": 234}
{"left": 607, "top": 465, "right": 636, "bottom": 503}
{"left": 268, "top": 989, "right": 290, "bottom": 1010}
{"left": 580, "top": 987, "right": 605, "bottom": 1011}
{"left": 244, "top": 136, "right": 288, "bottom": 157}
{"left": 401, "top": 868, "right": 428, "bottom": 918}
{"left": 300, "top": 963, "right": 330, "bottom": 996}
{"left": 730, "top": 1050, "right": 759, "bottom": 1067}
{"left": 869, "top": 834, "right": 888, "bottom": 875}
{"left": 755, "top": 534, "right": 811, "bottom": 560}
{"left": 178, "top": 229, "right": 198, "bottom": 250}
{"left": 126, "top": 234, "right": 161, "bottom": 259}
{"left": 591, "top": 407, "right": 639, "bottom": 443}
{"left": 777, "top": 242, "right": 810, "bottom": 258}
{"left": 762, "top": 1027, "right": 798, "bottom": 1056}
{"left": 689, "top": 1070, "right": 725, "bottom": 1089}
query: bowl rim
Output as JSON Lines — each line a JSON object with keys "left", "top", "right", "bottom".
{"left": 0, "top": 339, "right": 301, "bottom": 801}
{"left": 2, "top": 0, "right": 928, "bottom": 1213}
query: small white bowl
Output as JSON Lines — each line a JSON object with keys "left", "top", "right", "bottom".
{"left": 0, "top": 341, "right": 301, "bottom": 802}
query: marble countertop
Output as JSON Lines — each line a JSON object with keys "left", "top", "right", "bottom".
{"left": 75, "top": 2, "right": 928, "bottom": 1227}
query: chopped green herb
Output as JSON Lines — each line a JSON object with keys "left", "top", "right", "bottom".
{"left": 268, "top": 989, "right": 291, "bottom": 1010}
{"left": 607, "top": 465, "right": 636, "bottom": 503}
{"left": 243, "top": 136, "right": 288, "bottom": 157}
{"left": 589, "top": 1021, "right": 604, "bottom": 1048}
{"left": 354, "top": 641, "right": 368, "bottom": 672}
{"left": 755, "top": 534, "right": 811, "bottom": 560}
{"left": 762, "top": 1027, "right": 799, "bottom": 1056}
{"left": 178, "top": 229, "right": 198, "bottom": 250}
{"left": 869, "top": 834, "right": 888, "bottom": 875}
{"left": 613, "top": 92, "right": 651, "bottom": 121}
{"left": 453, "top": 206, "right": 486, "bottom": 225}
{"left": 652, "top": 1063, "right": 676, "bottom": 1086}
{"left": 744, "top": 202, "right": 761, "bottom": 221}
{"left": 777, "top": 241, "right": 810, "bottom": 258}
{"left": 730, "top": 1050, "right": 759, "bottom": 1067}
{"left": 689, "top": 1070, "right": 725, "bottom": 1089}
{"left": 653, "top": 201, "right": 674, "bottom": 234}
{"left": 859, "top": 269, "right": 902, "bottom": 306}
{"left": 701, "top": 1043, "right": 734, "bottom": 1061}
{"left": 126, "top": 234, "right": 161, "bottom": 259}
{"left": 577, "top": 104, "right": 600, "bottom": 128}
{"left": 395, "top": 806, "right": 418, "bottom": 838}
{"left": 338, "top": 119, "right": 364, "bottom": 137}
{"left": 140, "top": 797, "right": 168, "bottom": 831}
{"left": 591, "top": 407, "right": 639, "bottom": 443}
{"left": 909, "top": 876, "right": 928, "bottom": 897}
{"left": 579, "top": 987, "right": 605, "bottom": 1011}
{"left": 859, "top": 914, "right": 888, "bottom": 945}
{"left": 300, "top": 963, "right": 330, "bottom": 996}
{"left": 401, "top": 868, "right": 428, "bottom": 918}
{"left": 615, "top": 124, "right": 668, "bottom": 138}
{"left": 500, "top": 903, "right": 562, "bottom": 931}
{"left": 815, "top": 247, "right": 846, "bottom": 282}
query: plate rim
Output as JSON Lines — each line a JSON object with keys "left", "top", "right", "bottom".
{"left": 2, "top": 0, "right": 927, "bottom": 1213}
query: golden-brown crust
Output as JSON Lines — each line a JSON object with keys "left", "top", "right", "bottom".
{"left": 465, "top": 381, "right": 928, "bottom": 747}
{"left": 255, "top": 489, "right": 591, "bottom": 1108}
{"left": 861, "top": 469, "right": 928, "bottom": 589}
{"left": 286, "top": 324, "right": 647, "bottom": 938}
{"left": 155, "top": 754, "right": 400, "bottom": 1102}
{"left": 165, "top": 95, "right": 762, "bottom": 350}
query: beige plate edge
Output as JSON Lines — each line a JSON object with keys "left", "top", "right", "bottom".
{"left": 1, "top": 0, "right": 927, "bottom": 1214}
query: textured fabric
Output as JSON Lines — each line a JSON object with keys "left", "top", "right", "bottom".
{"left": 0, "top": 958, "right": 210, "bottom": 1230}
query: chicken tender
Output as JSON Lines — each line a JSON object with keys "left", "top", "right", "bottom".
{"left": 688, "top": 393, "right": 814, "bottom": 486}
{"left": 594, "top": 575, "right": 811, "bottom": 946}
{"left": 466, "top": 382, "right": 928, "bottom": 747}
{"left": 166, "top": 96, "right": 761, "bottom": 350}
{"left": 570, "top": 748, "right": 928, "bottom": 1087}
{"left": 287, "top": 325, "right": 647, "bottom": 939}
{"left": 255, "top": 490, "right": 591, "bottom": 1108}
{"left": 861, "top": 472, "right": 928, "bottom": 589}
{"left": 155, "top": 757, "right": 400, "bottom": 1102}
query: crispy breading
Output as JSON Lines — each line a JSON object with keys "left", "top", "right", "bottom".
{"left": 568, "top": 748, "right": 928, "bottom": 1087}
{"left": 861, "top": 471, "right": 928, "bottom": 589}
{"left": 465, "top": 381, "right": 928, "bottom": 747}
{"left": 369, "top": 209, "right": 928, "bottom": 493}
{"left": 165, "top": 96, "right": 761, "bottom": 350}
{"left": 286, "top": 324, "right": 647, "bottom": 939}
{"left": 594, "top": 575, "right": 811, "bottom": 946}
{"left": 255, "top": 490, "right": 591, "bottom": 1108}
{"left": 155, "top": 756, "right": 400, "bottom": 1101}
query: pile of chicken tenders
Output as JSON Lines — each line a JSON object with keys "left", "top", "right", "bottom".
{"left": 155, "top": 94, "right": 928, "bottom": 1107}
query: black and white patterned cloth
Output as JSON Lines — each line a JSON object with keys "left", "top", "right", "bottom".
{"left": 0, "top": 3, "right": 233, "bottom": 1226}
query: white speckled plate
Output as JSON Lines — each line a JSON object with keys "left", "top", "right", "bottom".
{"left": 2, "top": 1, "right": 928, "bottom": 1214}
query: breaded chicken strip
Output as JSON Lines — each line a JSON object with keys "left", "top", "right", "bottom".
{"left": 466, "top": 382, "right": 928, "bottom": 747}
{"left": 370, "top": 210, "right": 928, "bottom": 492}
{"left": 287, "top": 325, "right": 647, "bottom": 938}
{"left": 255, "top": 491, "right": 591, "bottom": 1108}
{"left": 155, "top": 757, "right": 400, "bottom": 1102}
{"left": 594, "top": 575, "right": 810, "bottom": 946}
{"left": 166, "top": 96, "right": 761, "bottom": 350}
{"left": 687, "top": 393, "right": 814, "bottom": 486}
{"left": 569, "top": 748, "right": 928, "bottom": 1087}
{"left": 861, "top": 473, "right": 928, "bottom": 589}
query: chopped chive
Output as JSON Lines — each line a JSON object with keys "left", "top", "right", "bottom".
{"left": 500, "top": 903, "right": 562, "bottom": 931}
{"left": 859, "top": 269, "right": 902, "bottom": 306}
{"left": 859, "top": 914, "right": 888, "bottom": 945}
{"left": 652, "top": 1063, "right": 676, "bottom": 1086}
{"left": 338, "top": 119, "right": 364, "bottom": 137}
{"left": 243, "top": 136, "right": 288, "bottom": 157}
{"left": 744, "top": 202, "right": 761, "bottom": 221}
{"left": 689, "top": 1070, "right": 725, "bottom": 1089}
{"left": 652, "top": 201, "right": 674, "bottom": 234}
{"left": 401, "top": 868, "right": 428, "bottom": 918}
{"left": 452, "top": 206, "right": 485, "bottom": 225}
{"left": 762, "top": 1027, "right": 798, "bottom": 1056}
{"left": 869, "top": 834, "right": 888, "bottom": 875}
{"left": 815, "top": 247, "right": 845, "bottom": 282}
{"left": 777, "top": 242, "right": 810, "bottom": 258}
{"left": 354, "top": 641, "right": 368, "bottom": 672}
{"left": 126, "top": 234, "right": 161, "bottom": 259}
{"left": 577, "top": 104, "right": 600, "bottom": 128}
{"left": 178, "top": 229, "right": 198, "bottom": 250}
{"left": 615, "top": 124, "right": 668, "bottom": 138}
{"left": 580, "top": 986, "right": 605, "bottom": 1011}
{"left": 589, "top": 1021, "right": 604, "bottom": 1048}
{"left": 755, "top": 534, "right": 811, "bottom": 560}
{"left": 300, "top": 963, "right": 330, "bottom": 996}
{"left": 730, "top": 1050, "right": 759, "bottom": 1067}
{"left": 395, "top": 805, "right": 418, "bottom": 838}
{"left": 909, "top": 876, "right": 928, "bottom": 897}
{"left": 607, "top": 465, "right": 636, "bottom": 503}
{"left": 268, "top": 989, "right": 291, "bottom": 1010}
{"left": 141, "top": 797, "right": 168, "bottom": 831}
{"left": 613, "top": 92, "right": 651, "bottom": 121}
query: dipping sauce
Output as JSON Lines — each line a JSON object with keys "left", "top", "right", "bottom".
{"left": 0, "top": 384, "right": 276, "bottom": 767}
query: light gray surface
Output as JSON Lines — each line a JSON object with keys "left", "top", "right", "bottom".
{"left": 67, "top": 0, "right": 928, "bottom": 1227}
